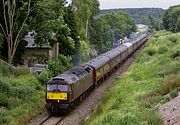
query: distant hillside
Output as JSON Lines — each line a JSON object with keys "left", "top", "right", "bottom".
{"left": 100, "top": 8, "right": 165, "bottom": 24}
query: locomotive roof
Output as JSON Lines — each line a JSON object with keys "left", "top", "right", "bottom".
{"left": 48, "top": 66, "right": 92, "bottom": 84}
{"left": 85, "top": 55, "right": 110, "bottom": 69}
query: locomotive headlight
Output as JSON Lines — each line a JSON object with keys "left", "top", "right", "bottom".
{"left": 57, "top": 100, "right": 59, "bottom": 102}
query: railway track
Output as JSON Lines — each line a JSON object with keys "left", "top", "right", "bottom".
{"left": 39, "top": 115, "right": 65, "bottom": 125}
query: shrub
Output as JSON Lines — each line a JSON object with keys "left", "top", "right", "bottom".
{"left": 10, "top": 86, "right": 33, "bottom": 100}
{"left": 13, "top": 68, "right": 29, "bottom": 77}
{"left": 0, "top": 93, "right": 9, "bottom": 107}
{"left": 160, "top": 74, "right": 180, "bottom": 95}
{"left": 0, "top": 80, "right": 10, "bottom": 94}
{"left": 37, "top": 71, "right": 52, "bottom": 84}
{"left": 48, "top": 54, "right": 72, "bottom": 77}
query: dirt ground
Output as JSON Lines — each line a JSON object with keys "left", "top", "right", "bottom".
{"left": 159, "top": 94, "right": 180, "bottom": 125}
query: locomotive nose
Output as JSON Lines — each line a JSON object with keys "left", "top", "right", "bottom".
{"left": 46, "top": 84, "right": 69, "bottom": 100}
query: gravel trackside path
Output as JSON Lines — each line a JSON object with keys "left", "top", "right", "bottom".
{"left": 159, "top": 94, "right": 180, "bottom": 125}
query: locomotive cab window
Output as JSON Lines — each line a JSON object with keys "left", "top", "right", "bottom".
{"left": 58, "top": 85, "right": 68, "bottom": 91}
{"left": 47, "top": 84, "right": 69, "bottom": 92}
{"left": 47, "top": 85, "right": 57, "bottom": 91}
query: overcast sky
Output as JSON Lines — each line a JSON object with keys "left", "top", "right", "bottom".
{"left": 66, "top": 0, "right": 180, "bottom": 9}
{"left": 99, "top": 0, "right": 180, "bottom": 9}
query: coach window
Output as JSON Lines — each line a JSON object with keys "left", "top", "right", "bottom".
{"left": 85, "top": 67, "right": 91, "bottom": 73}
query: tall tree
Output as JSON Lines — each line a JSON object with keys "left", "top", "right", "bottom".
{"left": 72, "top": 0, "right": 99, "bottom": 40}
{"left": 64, "top": 5, "right": 80, "bottom": 51}
{"left": 0, "top": 0, "right": 36, "bottom": 64}
{"left": 64, "top": 5, "right": 81, "bottom": 64}
{"left": 31, "top": 0, "right": 75, "bottom": 56}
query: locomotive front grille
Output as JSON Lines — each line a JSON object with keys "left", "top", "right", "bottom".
{"left": 47, "top": 92, "right": 67, "bottom": 100}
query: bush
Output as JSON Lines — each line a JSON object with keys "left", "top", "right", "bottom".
{"left": 10, "top": 86, "right": 33, "bottom": 100}
{"left": 13, "top": 68, "right": 29, "bottom": 77}
{"left": 160, "top": 74, "right": 180, "bottom": 95}
{"left": 0, "top": 93, "right": 9, "bottom": 107}
{"left": 37, "top": 71, "right": 52, "bottom": 84}
{"left": 0, "top": 65, "right": 43, "bottom": 125}
{"left": 48, "top": 54, "right": 72, "bottom": 77}
{"left": 0, "top": 80, "right": 10, "bottom": 94}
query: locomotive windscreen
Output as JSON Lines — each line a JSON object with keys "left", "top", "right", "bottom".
{"left": 46, "top": 84, "right": 69, "bottom": 92}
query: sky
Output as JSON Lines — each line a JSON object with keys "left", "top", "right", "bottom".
{"left": 66, "top": 0, "right": 180, "bottom": 9}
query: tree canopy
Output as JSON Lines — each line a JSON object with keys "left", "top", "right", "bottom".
{"left": 0, "top": 0, "right": 137, "bottom": 65}
{"left": 101, "top": 8, "right": 165, "bottom": 31}
{"left": 101, "top": 8, "right": 165, "bottom": 24}
{"left": 0, "top": 0, "right": 37, "bottom": 63}
{"left": 0, "top": 0, "right": 79, "bottom": 63}
{"left": 90, "top": 12, "right": 136, "bottom": 53}
{"left": 163, "top": 5, "right": 180, "bottom": 33}
{"left": 32, "top": 0, "right": 76, "bottom": 56}
{"left": 72, "top": 0, "right": 100, "bottom": 40}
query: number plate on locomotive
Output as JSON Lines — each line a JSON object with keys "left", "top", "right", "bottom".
{"left": 47, "top": 92, "right": 67, "bottom": 100}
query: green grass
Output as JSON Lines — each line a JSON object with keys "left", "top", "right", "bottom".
{"left": 0, "top": 66, "right": 45, "bottom": 125}
{"left": 84, "top": 31, "right": 180, "bottom": 125}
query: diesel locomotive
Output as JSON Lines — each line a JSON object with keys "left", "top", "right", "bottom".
{"left": 45, "top": 34, "right": 148, "bottom": 113}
